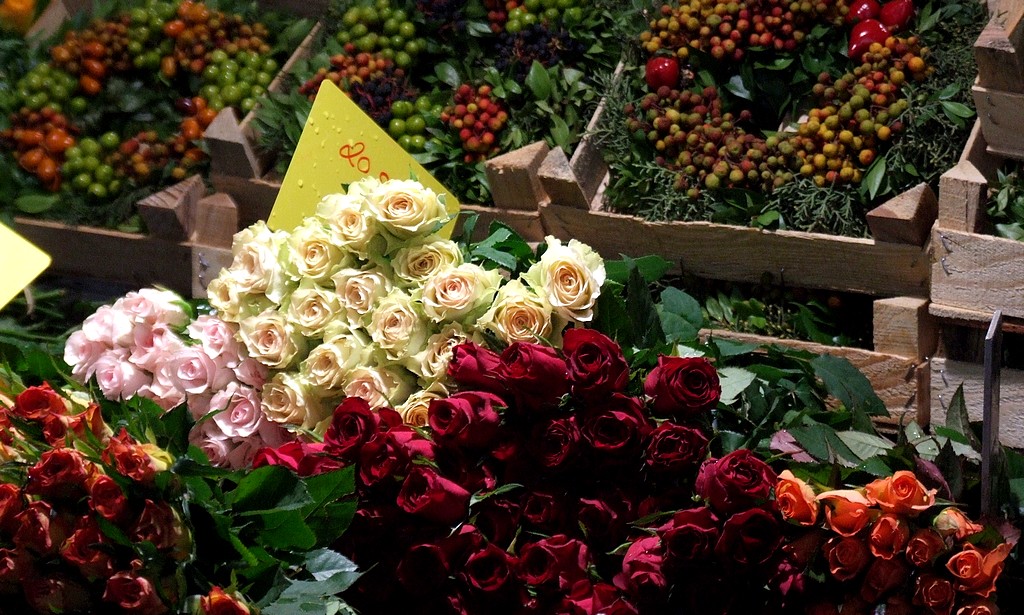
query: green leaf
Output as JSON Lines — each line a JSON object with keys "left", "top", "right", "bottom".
{"left": 718, "top": 429, "right": 747, "bottom": 453}
{"left": 551, "top": 115, "right": 571, "bottom": 149}
{"left": 811, "top": 354, "right": 887, "bottom": 427}
{"left": 605, "top": 255, "right": 671, "bottom": 285}
{"left": 658, "top": 287, "right": 702, "bottom": 344}
{"left": 944, "top": 385, "right": 982, "bottom": 451}
{"left": 941, "top": 101, "right": 975, "bottom": 120}
{"left": 712, "top": 338, "right": 759, "bottom": 358}
{"left": 862, "top": 154, "right": 887, "bottom": 200}
{"left": 470, "top": 482, "right": 523, "bottom": 507}
{"left": 724, "top": 75, "right": 752, "bottom": 100}
{"left": 435, "top": 63, "right": 461, "bottom": 88}
{"left": 227, "top": 465, "right": 313, "bottom": 515}
{"left": 304, "top": 549, "right": 358, "bottom": 582}
{"left": 15, "top": 194, "right": 59, "bottom": 214}
{"left": 718, "top": 366, "right": 756, "bottom": 405}
{"left": 259, "top": 510, "right": 317, "bottom": 550}
{"left": 525, "top": 61, "right": 553, "bottom": 100}
{"left": 837, "top": 430, "right": 894, "bottom": 459}
{"left": 789, "top": 424, "right": 831, "bottom": 461}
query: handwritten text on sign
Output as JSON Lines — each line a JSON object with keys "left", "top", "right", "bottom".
{"left": 269, "top": 80, "right": 459, "bottom": 233}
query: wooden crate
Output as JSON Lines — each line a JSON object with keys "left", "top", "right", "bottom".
{"left": 931, "top": 357, "right": 1024, "bottom": 448}
{"left": 973, "top": 1, "right": 1024, "bottom": 159}
{"left": 927, "top": 120, "right": 1024, "bottom": 320}
{"left": 13, "top": 179, "right": 237, "bottom": 298}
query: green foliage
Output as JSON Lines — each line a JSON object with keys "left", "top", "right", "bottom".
{"left": 988, "top": 163, "right": 1024, "bottom": 241}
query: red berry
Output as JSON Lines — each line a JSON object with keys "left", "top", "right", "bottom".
{"left": 645, "top": 56, "right": 680, "bottom": 91}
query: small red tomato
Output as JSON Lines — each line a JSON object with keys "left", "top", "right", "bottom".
{"left": 879, "top": 0, "right": 914, "bottom": 31}
{"left": 848, "top": 19, "right": 890, "bottom": 62}
{"left": 645, "top": 56, "right": 680, "bottom": 91}
{"left": 845, "top": 0, "right": 881, "bottom": 24}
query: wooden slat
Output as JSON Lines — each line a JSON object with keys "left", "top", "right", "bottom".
{"left": 12, "top": 218, "right": 192, "bottom": 294}
{"left": 975, "top": 14, "right": 1024, "bottom": 93}
{"left": 192, "top": 193, "right": 239, "bottom": 248}
{"left": 928, "top": 302, "right": 1024, "bottom": 334}
{"left": 484, "top": 142, "right": 550, "bottom": 211}
{"left": 538, "top": 147, "right": 590, "bottom": 209}
{"left": 931, "top": 357, "right": 1024, "bottom": 448}
{"left": 210, "top": 173, "right": 280, "bottom": 227}
{"left": 255, "top": 0, "right": 329, "bottom": 19}
{"left": 701, "top": 329, "right": 926, "bottom": 424}
{"left": 191, "top": 245, "right": 233, "bottom": 299}
{"left": 865, "top": 182, "right": 937, "bottom": 245}
{"left": 931, "top": 227, "right": 1024, "bottom": 319}
{"left": 458, "top": 204, "right": 545, "bottom": 243}
{"left": 137, "top": 174, "right": 205, "bottom": 241}
{"left": 973, "top": 84, "right": 1024, "bottom": 160}
{"left": 541, "top": 201, "right": 930, "bottom": 296}
{"left": 873, "top": 296, "right": 938, "bottom": 361}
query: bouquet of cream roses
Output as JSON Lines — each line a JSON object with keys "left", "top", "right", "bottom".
{"left": 206, "top": 177, "right": 605, "bottom": 431}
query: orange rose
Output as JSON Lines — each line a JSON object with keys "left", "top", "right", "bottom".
{"left": 934, "top": 507, "right": 985, "bottom": 540}
{"left": 776, "top": 470, "right": 819, "bottom": 526}
{"left": 946, "top": 543, "right": 1011, "bottom": 598}
{"left": 199, "top": 586, "right": 251, "bottom": 614}
{"left": 868, "top": 514, "right": 910, "bottom": 560}
{"left": 905, "top": 528, "right": 947, "bottom": 568}
{"left": 818, "top": 489, "right": 874, "bottom": 537}
{"left": 824, "top": 536, "right": 871, "bottom": 582}
{"left": 912, "top": 573, "right": 955, "bottom": 615}
{"left": 860, "top": 557, "right": 909, "bottom": 604}
{"left": 864, "top": 471, "right": 935, "bottom": 516}
{"left": 956, "top": 599, "right": 1000, "bottom": 615}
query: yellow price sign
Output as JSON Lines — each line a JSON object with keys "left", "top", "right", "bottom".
{"left": 268, "top": 80, "right": 460, "bottom": 234}
{"left": 0, "top": 223, "right": 50, "bottom": 310}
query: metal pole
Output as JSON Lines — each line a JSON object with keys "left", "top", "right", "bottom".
{"left": 981, "top": 310, "right": 1002, "bottom": 519}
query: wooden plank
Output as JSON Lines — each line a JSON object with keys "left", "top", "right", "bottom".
{"left": 973, "top": 84, "right": 1024, "bottom": 160}
{"left": 137, "top": 175, "right": 205, "bottom": 241}
{"left": 568, "top": 62, "right": 622, "bottom": 205}
{"left": 191, "top": 245, "right": 233, "bottom": 299}
{"left": 931, "top": 357, "right": 1024, "bottom": 448}
{"left": 26, "top": 0, "right": 89, "bottom": 39}
{"left": 538, "top": 146, "right": 590, "bottom": 209}
{"left": 541, "top": 201, "right": 930, "bottom": 296}
{"left": 210, "top": 173, "right": 280, "bottom": 227}
{"left": 11, "top": 218, "right": 192, "bottom": 294}
{"left": 928, "top": 302, "right": 1024, "bottom": 334}
{"left": 455, "top": 204, "right": 546, "bottom": 243}
{"left": 931, "top": 227, "right": 1024, "bottom": 319}
{"left": 865, "top": 183, "right": 937, "bottom": 245}
{"left": 484, "top": 141, "right": 550, "bottom": 211}
{"left": 938, "top": 162, "right": 989, "bottom": 232}
{"left": 701, "top": 329, "right": 926, "bottom": 424}
{"left": 975, "top": 15, "right": 1024, "bottom": 93}
{"left": 873, "top": 296, "right": 938, "bottom": 360}
{"left": 255, "top": 0, "right": 329, "bottom": 19}
{"left": 192, "top": 193, "right": 239, "bottom": 248}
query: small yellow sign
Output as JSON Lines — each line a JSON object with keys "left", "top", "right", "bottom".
{"left": 268, "top": 80, "right": 460, "bottom": 234}
{"left": 0, "top": 223, "right": 50, "bottom": 310}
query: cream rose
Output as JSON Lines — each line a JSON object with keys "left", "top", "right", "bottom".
{"left": 300, "top": 335, "right": 370, "bottom": 394}
{"left": 315, "top": 192, "right": 376, "bottom": 257}
{"left": 262, "top": 372, "right": 326, "bottom": 429}
{"left": 366, "top": 179, "right": 448, "bottom": 239}
{"left": 421, "top": 263, "right": 502, "bottom": 323}
{"left": 524, "top": 236, "right": 605, "bottom": 323}
{"left": 477, "top": 279, "right": 560, "bottom": 344}
{"left": 344, "top": 365, "right": 412, "bottom": 410}
{"left": 405, "top": 323, "right": 468, "bottom": 382}
{"left": 287, "top": 218, "right": 347, "bottom": 282}
{"left": 391, "top": 239, "right": 463, "bottom": 286}
{"left": 228, "top": 221, "right": 291, "bottom": 302}
{"left": 396, "top": 384, "right": 449, "bottom": 427}
{"left": 205, "top": 271, "right": 242, "bottom": 323}
{"left": 331, "top": 266, "right": 393, "bottom": 327}
{"left": 238, "top": 309, "right": 307, "bottom": 370}
{"left": 370, "top": 290, "right": 428, "bottom": 361}
{"left": 285, "top": 283, "right": 341, "bottom": 337}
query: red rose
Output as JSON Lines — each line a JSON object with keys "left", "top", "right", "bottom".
{"left": 714, "top": 507, "right": 782, "bottom": 568}
{"left": 516, "top": 534, "right": 590, "bottom": 589}
{"left": 957, "top": 599, "right": 1001, "bottom": 615}
{"left": 906, "top": 528, "right": 947, "bottom": 567}
{"left": 0, "top": 483, "right": 24, "bottom": 534}
{"left": 25, "top": 448, "right": 91, "bottom": 500}
{"left": 252, "top": 441, "right": 305, "bottom": 473}
{"left": 613, "top": 535, "right": 666, "bottom": 603}
{"left": 429, "top": 391, "right": 504, "bottom": 449}
{"left": 645, "top": 423, "right": 708, "bottom": 473}
{"left": 531, "top": 416, "right": 582, "bottom": 469}
{"left": 578, "top": 492, "right": 632, "bottom": 548}
{"left": 860, "top": 557, "right": 909, "bottom": 603}
{"left": 61, "top": 518, "right": 115, "bottom": 580}
{"left": 475, "top": 496, "right": 521, "bottom": 548}
{"left": 448, "top": 342, "right": 506, "bottom": 395}
{"left": 89, "top": 474, "right": 131, "bottom": 523}
{"left": 199, "top": 586, "right": 251, "bottom": 615}
{"left": 396, "top": 466, "right": 469, "bottom": 525}
{"left": 658, "top": 507, "right": 720, "bottom": 568}
{"left": 462, "top": 543, "right": 514, "bottom": 594}
{"left": 13, "top": 500, "right": 69, "bottom": 555}
{"left": 65, "top": 402, "right": 107, "bottom": 442}
{"left": 131, "top": 499, "right": 186, "bottom": 555}
{"left": 559, "top": 581, "right": 638, "bottom": 615}
{"left": 582, "top": 394, "right": 652, "bottom": 455}
{"left": 824, "top": 536, "right": 871, "bottom": 581}
{"left": 521, "top": 491, "right": 565, "bottom": 533}
{"left": 296, "top": 444, "right": 348, "bottom": 477}
{"left": 498, "top": 342, "right": 569, "bottom": 410}
{"left": 358, "top": 432, "right": 411, "bottom": 487}
{"left": 562, "top": 329, "right": 629, "bottom": 400}
{"left": 24, "top": 574, "right": 90, "bottom": 614}
{"left": 41, "top": 413, "right": 68, "bottom": 447}
{"left": 13, "top": 383, "right": 65, "bottom": 421}
{"left": 103, "top": 428, "right": 160, "bottom": 484}
{"left": 103, "top": 570, "right": 168, "bottom": 613}
{"left": 397, "top": 543, "right": 449, "bottom": 595}
{"left": 695, "top": 449, "right": 776, "bottom": 515}
{"left": 912, "top": 573, "right": 955, "bottom": 615}
{"left": 0, "top": 547, "right": 30, "bottom": 589}
{"left": 323, "top": 397, "right": 380, "bottom": 459}
{"left": 644, "top": 355, "right": 720, "bottom": 417}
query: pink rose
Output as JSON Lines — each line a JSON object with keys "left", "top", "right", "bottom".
{"left": 64, "top": 330, "right": 106, "bottom": 381}
{"left": 189, "top": 421, "right": 233, "bottom": 467}
{"left": 93, "top": 349, "right": 151, "bottom": 400}
{"left": 165, "top": 346, "right": 233, "bottom": 396}
{"left": 129, "top": 322, "right": 186, "bottom": 371}
{"left": 209, "top": 383, "right": 264, "bottom": 438}
{"left": 188, "top": 315, "right": 243, "bottom": 367}
{"left": 233, "top": 357, "right": 268, "bottom": 389}
{"left": 81, "top": 305, "right": 134, "bottom": 346}
{"left": 114, "top": 288, "right": 187, "bottom": 326}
